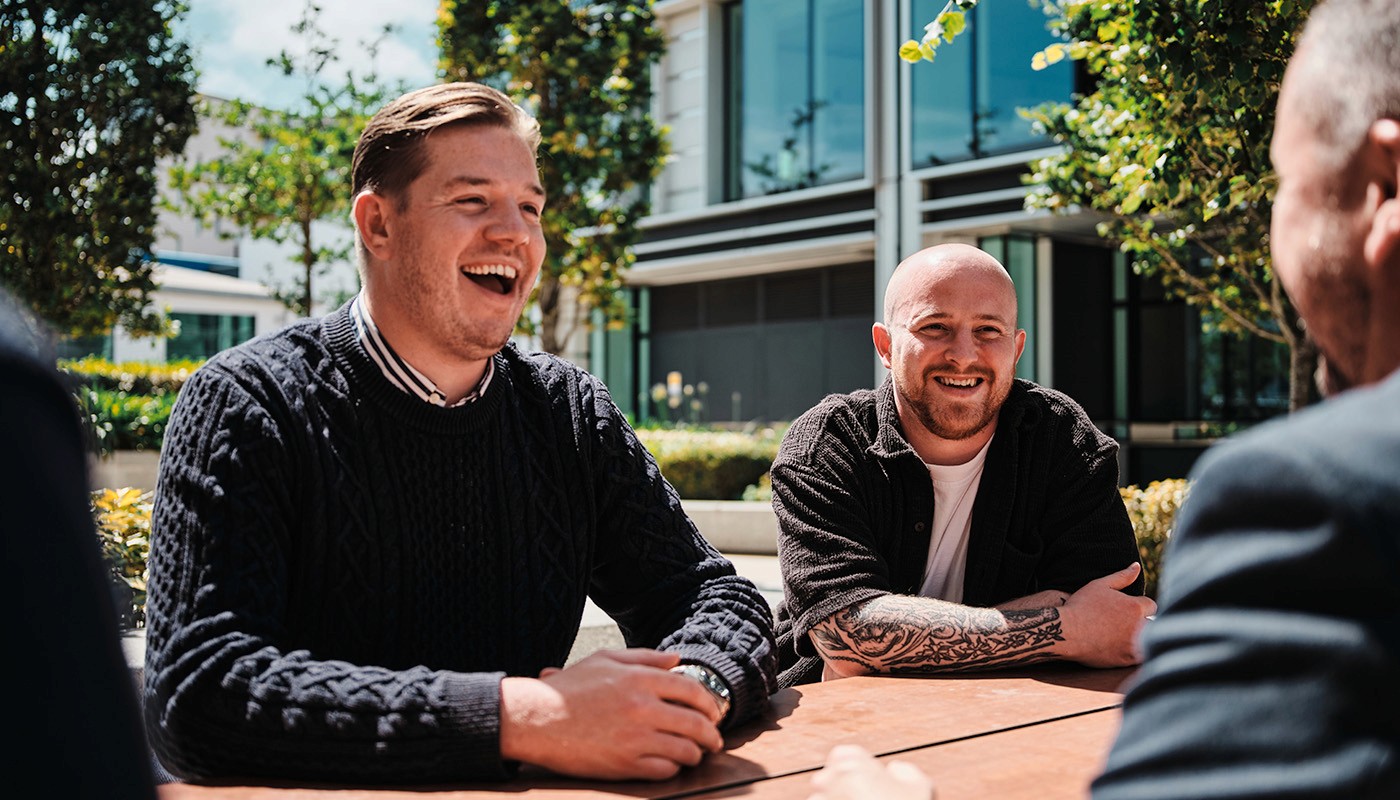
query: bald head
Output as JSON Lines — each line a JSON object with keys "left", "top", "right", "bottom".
{"left": 884, "top": 244, "right": 1018, "bottom": 327}
{"left": 873, "top": 243, "right": 1026, "bottom": 463}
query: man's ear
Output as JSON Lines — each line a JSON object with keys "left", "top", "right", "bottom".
{"left": 1363, "top": 119, "right": 1400, "bottom": 269}
{"left": 872, "top": 322, "right": 894, "bottom": 370}
{"left": 353, "top": 190, "right": 394, "bottom": 262}
{"left": 1013, "top": 328, "right": 1027, "bottom": 366}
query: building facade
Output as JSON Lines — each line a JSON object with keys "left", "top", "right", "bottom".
{"left": 62, "top": 94, "right": 364, "bottom": 363}
{"left": 594, "top": 0, "right": 1289, "bottom": 484}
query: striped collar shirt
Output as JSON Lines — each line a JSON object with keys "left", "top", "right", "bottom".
{"left": 350, "top": 293, "right": 493, "bottom": 408}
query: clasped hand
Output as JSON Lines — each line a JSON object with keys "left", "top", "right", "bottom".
{"left": 1059, "top": 562, "right": 1158, "bottom": 667}
{"left": 499, "top": 648, "right": 725, "bottom": 780}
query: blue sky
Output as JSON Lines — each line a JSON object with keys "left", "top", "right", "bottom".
{"left": 176, "top": 0, "right": 441, "bottom": 110}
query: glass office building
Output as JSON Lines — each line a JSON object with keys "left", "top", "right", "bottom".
{"left": 597, "top": 0, "right": 1287, "bottom": 483}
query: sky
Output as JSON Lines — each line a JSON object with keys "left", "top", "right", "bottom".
{"left": 176, "top": 0, "right": 441, "bottom": 110}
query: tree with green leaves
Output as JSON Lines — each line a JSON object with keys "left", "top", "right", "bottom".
{"left": 905, "top": 0, "right": 1320, "bottom": 411}
{"left": 1, "top": 1, "right": 196, "bottom": 338}
{"left": 1023, "top": 0, "right": 1319, "bottom": 411}
{"left": 164, "top": 2, "right": 389, "bottom": 317}
{"left": 438, "top": 1, "right": 669, "bottom": 356}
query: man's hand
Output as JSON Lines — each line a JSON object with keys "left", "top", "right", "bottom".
{"left": 808, "top": 744, "right": 936, "bottom": 800}
{"left": 499, "top": 649, "right": 724, "bottom": 781}
{"left": 1057, "top": 563, "right": 1157, "bottom": 668}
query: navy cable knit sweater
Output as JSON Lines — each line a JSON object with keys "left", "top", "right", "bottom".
{"left": 144, "top": 304, "right": 776, "bottom": 784}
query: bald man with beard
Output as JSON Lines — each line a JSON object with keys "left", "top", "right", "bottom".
{"left": 772, "top": 244, "right": 1154, "bottom": 687}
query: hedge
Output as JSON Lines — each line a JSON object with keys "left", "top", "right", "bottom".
{"left": 636, "top": 428, "right": 783, "bottom": 501}
{"left": 59, "top": 357, "right": 200, "bottom": 396}
{"left": 59, "top": 358, "right": 198, "bottom": 456}
{"left": 74, "top": 388, "right": 176, "bottom": 455}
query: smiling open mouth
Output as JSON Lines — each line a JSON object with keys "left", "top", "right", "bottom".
{"left": 461, "top": 264, "right": 518, "bottom": 296}
{"left": 935, "top": 376, "right": 984, "bottom": 388}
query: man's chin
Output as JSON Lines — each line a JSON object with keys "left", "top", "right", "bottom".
{"left": 915, "top": 409, "right": 995, "bottom": 442}
{"left": 458, "top": 328, "right": 514, "bottom": 362}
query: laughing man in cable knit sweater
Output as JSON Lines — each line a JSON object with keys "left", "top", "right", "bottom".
{"left": 145, "top": 82, "right": 776, "bottom": 787}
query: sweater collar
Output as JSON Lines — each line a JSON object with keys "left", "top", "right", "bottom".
{"left": 321, "top": 300, "right": 512, "bottom": 433}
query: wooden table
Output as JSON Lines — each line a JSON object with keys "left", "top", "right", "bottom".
{"left": 158, "top": 666, "right": 1132, "bottom": 800}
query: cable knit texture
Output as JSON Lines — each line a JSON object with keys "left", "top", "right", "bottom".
{"left": 145, "top": 304, "right": 777, "bottom": 784}
{"left": 772, "top": 378, "right": 1143, "bottom": 687}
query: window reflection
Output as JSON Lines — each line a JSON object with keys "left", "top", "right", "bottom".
{"left": 910, "top": 1, "right": 1072, "bottom": 167}
{"left": 725, "top": 0, "right": 865, "bottom": 199}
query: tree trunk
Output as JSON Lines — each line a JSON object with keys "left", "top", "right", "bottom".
{"left": 1287, "top": 333, "right": 1319, "bottom": 412}
{"left": 301, "top": 215, "right": 315, "bottom": 317}
{"left": 536, "top": 274, "right": 572, "bottom": 356}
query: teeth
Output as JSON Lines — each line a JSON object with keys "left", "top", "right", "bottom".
{"left": 938, "top": 376, "right": 981, "bottom": 388}
{"left": 461, "top": 264, "right": 518, "bottom": 280}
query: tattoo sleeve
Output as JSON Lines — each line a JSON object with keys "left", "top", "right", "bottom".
{"left": 810, "top": 595, "right": 1065, "bottom": 675}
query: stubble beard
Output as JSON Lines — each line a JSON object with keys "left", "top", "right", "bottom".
{"left": 1286, "top": 216, "right": 1371, "bottom": 396}
{"left": 394, "top": 241, "right": 523, "bottom": 363}
{"left": 898, "top": 369, "right": 1009, "bottom": 442}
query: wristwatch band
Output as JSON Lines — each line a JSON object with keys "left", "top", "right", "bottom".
{"left": 671, "top": 663, "right": 732, "bottom": 721}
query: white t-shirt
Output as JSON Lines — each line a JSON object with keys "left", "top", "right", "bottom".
{"left": 917, "top": 436, "right": 994, "bottom": 603}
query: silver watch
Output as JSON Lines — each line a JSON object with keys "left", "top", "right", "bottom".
{"left": 671, "top": 663, "right": 732, "bottom": 720}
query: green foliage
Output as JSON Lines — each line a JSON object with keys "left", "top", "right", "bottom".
{"left": 741, "top": 473, "right": 772, "bottom": 503}
{"left": 76, "top": 388, "right": 177, "bottom": 454}
{"left": 0, "top": 1, "right": 197, "bottom": 337}
{"left": 60, "top": 356, "right": 199, "bottom": 396}
{"left": 901, "top": 0, "right": 980, "bottom": 63}
{"left": 438, "top": 1, "right": 669, "bottom": 355}
{"left": 61, "top": 359, "right": 194, "bottom": 454}
{"left": 1121, "top": 478, "right": 1189, "bottom": 598}
{"left": 637, "top": 429, "right": 780, "bottom": 501}
{"left": 91, "top": 487, "right": 153, "bottom": 628}
{"left": 163, "top": 2, "right": 390, "bottom": 316}
{"left": 1024, "top": 0, "right": 1319, "bottom": 411}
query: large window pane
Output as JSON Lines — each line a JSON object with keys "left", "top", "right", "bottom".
{"left": 910, "top": 2, "right": 1072, "bottom": 167}
{"left": 168, "top": 313, "right": 255, "bottom": 361}
{"left": 811, "top": 0, "right": 865, "bottom": 187}
{"left": 910, "top": 13, "right": 974, "bottom": 166}
{"left": 726, "top": 0, "right": 865, "bottom": 199}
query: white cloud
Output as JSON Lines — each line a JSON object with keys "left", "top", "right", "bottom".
{"left": 179, "top": 0, "right": 439, "bottom": 109}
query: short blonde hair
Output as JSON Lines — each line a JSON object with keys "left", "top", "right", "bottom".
{"left": 351, "top": 82, "right": 540, "bottom": 203}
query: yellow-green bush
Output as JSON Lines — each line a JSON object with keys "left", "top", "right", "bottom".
{"left": 638, "top": 428, "right": 782, "bottom": 500}
{"left": 1121, "top": 479, "right": 1189, "bottom": 598}
{"left": 76, "top": 388, "right": 177, "bottom": 454}
{"left": 60, "top": 357, "right": 202, "bottom": 396}
{"left": 742, "top": 472, "right": 773, "bottom": 502}
{"left": 92, "top": 487, "right": 152, "bottom": 628}
{"left": 59, "top": 358, "right": 199, "bottom": 454}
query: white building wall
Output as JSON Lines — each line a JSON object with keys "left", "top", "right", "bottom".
{"left": 654, "top": 0, "right": 713, "bottom": 214}
{"left": 154, "top": 97, "right": 243, "bottom": 259}
{"left": 109, "top": 266, "right": 293, "bottom": 362}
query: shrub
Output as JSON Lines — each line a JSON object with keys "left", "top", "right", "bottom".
{"left": 742, "top": 473, "right": 773, "bottom": 503}
{"left": 638, "top": 428, "right": 782, "bottom": 500}
{"left": 76, "top": 388, "right": 177, "bottom": 455}
{"left": 59, "top": 357, "right": 201, "bottom": 397}
{"left": 92, "top": 487, "right": 153, "bottom": 628}
{"left": 1121, "top": 479, "right": 1190, "bottom": 598}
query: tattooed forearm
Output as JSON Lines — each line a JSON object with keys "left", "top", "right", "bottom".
{"left": 810, "top": 595, "right": 1065, "bottom": 675}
